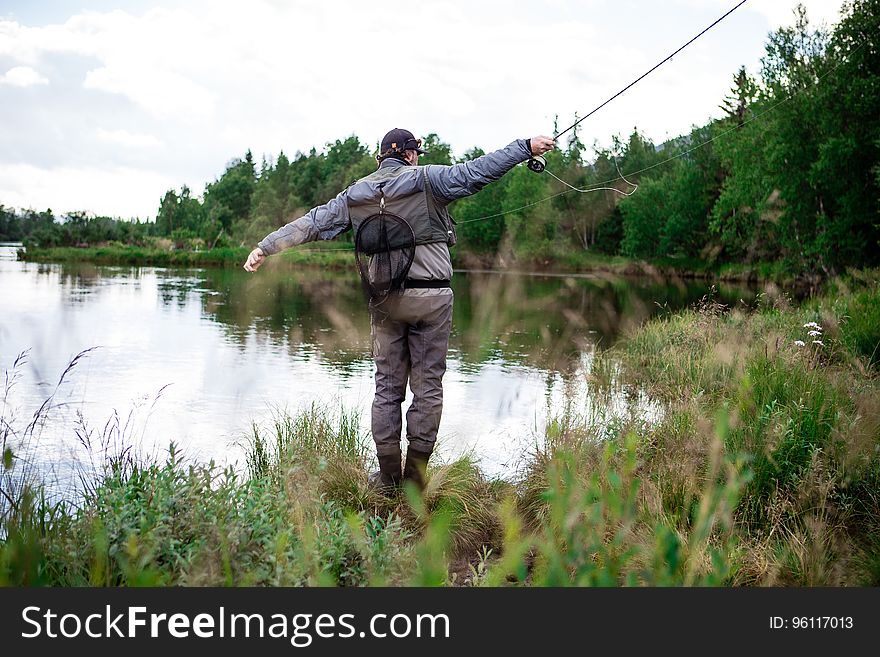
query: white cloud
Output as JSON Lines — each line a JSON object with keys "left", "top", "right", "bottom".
{"left": 0, "top": 65, "right": 48, "bottom": 87}
{"left": 96, "top": 128, "right": 162, "bottom": 149}
{"left": 0, "top": 163, "right": 174, "bottom": 219}
{"left": 83, "top": 65, "right": 214, "bottom": 120}
{"left": 675, "top": 0, "right": 845, "bottom": 29}
{"left": 749, "top": 0, "right": 843, "bottom": 28}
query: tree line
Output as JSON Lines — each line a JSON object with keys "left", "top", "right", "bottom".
{"left": 2, "top": 1, "right": 877, "bottom": 275}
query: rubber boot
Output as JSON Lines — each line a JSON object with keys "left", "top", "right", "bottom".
{"left": 402, "top": 447, "right": 432, "bottom": 493}
{"left": 368, "top": 451, "right": 402, "bottom": 495}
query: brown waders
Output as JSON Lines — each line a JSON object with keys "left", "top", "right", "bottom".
{"left": 369, "top": 289, "right": 453, "bottom": 492}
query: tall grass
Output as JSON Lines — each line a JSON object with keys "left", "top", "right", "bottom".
{"left": 611, "top": 273, "right": 880, "bottom": 585}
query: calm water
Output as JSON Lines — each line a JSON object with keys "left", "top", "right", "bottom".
{"left": 0, "top": 243, "right": 759, "bottom": 485}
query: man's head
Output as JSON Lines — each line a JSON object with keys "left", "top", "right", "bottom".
{"left": 378, "top": 128, "right": 427, "bottom": 166}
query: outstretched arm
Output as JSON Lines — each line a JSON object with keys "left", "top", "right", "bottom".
{"left": 426, "top": 136, "right": 555, "bottom": 202}
{"left": 243, "top": 189, "right": 352, "bottom": 272}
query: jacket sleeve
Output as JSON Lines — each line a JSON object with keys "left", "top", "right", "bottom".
{"left": 425, "top": 139, "right": 532, "bottom": 202}
{"left": 257, "top": 189, "right": 351, "bottom": 256}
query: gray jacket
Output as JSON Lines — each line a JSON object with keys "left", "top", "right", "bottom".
{"left": 257, "top": 138, "right": 533, "bottom": 279}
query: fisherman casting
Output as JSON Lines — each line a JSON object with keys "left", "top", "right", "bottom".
{"left": 243, "top": 129, "right": 555, "bottom": 493}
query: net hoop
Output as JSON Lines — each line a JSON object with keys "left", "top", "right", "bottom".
{"left": 353, "top": 211, "right": 416, "bottom": 305}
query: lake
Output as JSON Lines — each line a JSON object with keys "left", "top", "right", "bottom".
{"left": 0, "top": 243, "right": 760, "bottom": 488}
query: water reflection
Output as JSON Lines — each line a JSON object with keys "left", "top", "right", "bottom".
{"left": 190, "top": 262, "right": 756, "bottom": 372}
{"left": 1, "top": 245, "right": 759, "bottom": 482}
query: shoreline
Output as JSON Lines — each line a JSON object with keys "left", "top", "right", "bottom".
{"left": 15, "top": 244, "right": 814, "bottom": 287}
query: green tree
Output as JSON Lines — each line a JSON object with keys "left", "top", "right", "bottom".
{"left": 661, "top": 124, "right": 723, "bottom": 258}
{"left": 450, "top": 147, "right": 508, "bottom": 252}
{"left": 720, "top": 66, "right": 758, "bottom": 126}
{"left": 290, "top": 147, "right": 326, "bottom": 209}
{"left": 573, "top": 148, "right": 625, "bottom": 251}
{"left": 419, "top": 133, "right": 453, "bottom": 166}
{"left": 156, "top": 189, "right": 180, "bottom": 236}
{"left": 809, "top": 0, "right": 880, "bottom": 268}
{"left": 317, "top": 136, "right": 374, "bottom": 202}
{"left": 204, "top": 151, "right": 257, "bottom": 239}
{"left": 710, "top": 6, "right": 831, "bottom": 269}
{"left": 0, "top": 205, "right": 22, "bottom": 241}
{"left": 620, "top": 175, "right": 668, "bottom": 259}
{"left": 503, "top": 161, "right": 554, "bottom": 258}
{"left": 156, "top": 186, "right": 205, "bottom": 239}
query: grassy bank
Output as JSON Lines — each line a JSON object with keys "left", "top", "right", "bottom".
{"left": 2, "top": 272, "right": 878, "bottom": 586}
{"left": 18, "top": 243, "right": 806, "bottom": 284}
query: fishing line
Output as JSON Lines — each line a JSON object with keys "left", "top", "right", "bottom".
{"left": 553, "top": 0, "right": 749, "bottom": 141}
{"left": 543, "top": 157, "right": 638, "bottom": 197}
{"left": 454, "top": 160, "right": 636, "bottom": 227}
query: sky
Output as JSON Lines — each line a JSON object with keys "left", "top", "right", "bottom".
{"left": 0, "top": 0, "right": 847, "bottom": 221}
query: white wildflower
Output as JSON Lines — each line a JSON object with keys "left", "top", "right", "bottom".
{"left": 812, "top": 340, "right": 824, "bottom": 347}
{"left": 803, "top": 322, "right": 822, "bottom": 330}
{"left": 808, "top": 330, "right": 822, "bottom": 337}
{"left": 794, "top": 340, "right": 806, "bottom": 347}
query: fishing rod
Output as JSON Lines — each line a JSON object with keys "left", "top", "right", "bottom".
{"left": 526, "top": 0, "right": 749, "bottom": 174}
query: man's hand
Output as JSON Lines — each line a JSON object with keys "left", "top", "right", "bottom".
{"left": 243, "top": 247, "right": 266, "bottom": 272}
{"left": 529, "top": 135, "right": 555, "bottom": 156}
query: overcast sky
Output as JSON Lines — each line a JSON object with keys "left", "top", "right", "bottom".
{"left": 0, "top": 0, "right": 846, "bottom": 220}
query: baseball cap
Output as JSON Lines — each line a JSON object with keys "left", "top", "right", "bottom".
{"left": 379, "top": 128, "right": 428, "bottom": 157}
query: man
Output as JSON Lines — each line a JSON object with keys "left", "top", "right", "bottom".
{"left": 243, "top": 128, "right": 555, "bottom": 493}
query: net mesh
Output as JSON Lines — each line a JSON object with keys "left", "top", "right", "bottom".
{"left": 354, "top": 211, "right": 416, "bottom": 304}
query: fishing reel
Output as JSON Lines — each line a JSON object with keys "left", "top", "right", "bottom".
{"left": 527, "top": 156, "right": 546, "bottom": 173}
